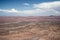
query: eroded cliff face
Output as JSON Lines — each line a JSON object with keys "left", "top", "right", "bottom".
{"left": 0, "top": 21, "right": 60, "bottom": 40}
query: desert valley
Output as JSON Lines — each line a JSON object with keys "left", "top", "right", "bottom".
{"left": 0, "top": 16, "right": 60, "bottom": 40}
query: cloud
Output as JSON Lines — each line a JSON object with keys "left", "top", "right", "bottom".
{"left": 0, "top": 1, "right": 60, "bottom": 16}
{"left": 23, "top": 3, "right": 30, "bottom": 6}
{"left": 33, "top": 1, "right": 60, "bottom": 9}
{"left": 0, "top": 8, "right": 34, "bottom": 15}
{"left": 33, "top": 1, "right": 60, "bottom": 16}
{"left": 0, "top": 8, "right": 20, "bottom": 13}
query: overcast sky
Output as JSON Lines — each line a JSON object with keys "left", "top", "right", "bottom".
{"left": 0, "top": 0, "right": 60, "bottom": 16}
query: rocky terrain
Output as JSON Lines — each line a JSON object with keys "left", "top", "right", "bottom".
{"left": 0, "top": 16, "right": 60, "bottom": 40}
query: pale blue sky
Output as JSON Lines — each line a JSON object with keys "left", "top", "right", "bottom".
{"left": 0, "top": 0, "right": 60, "bottom": 16}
